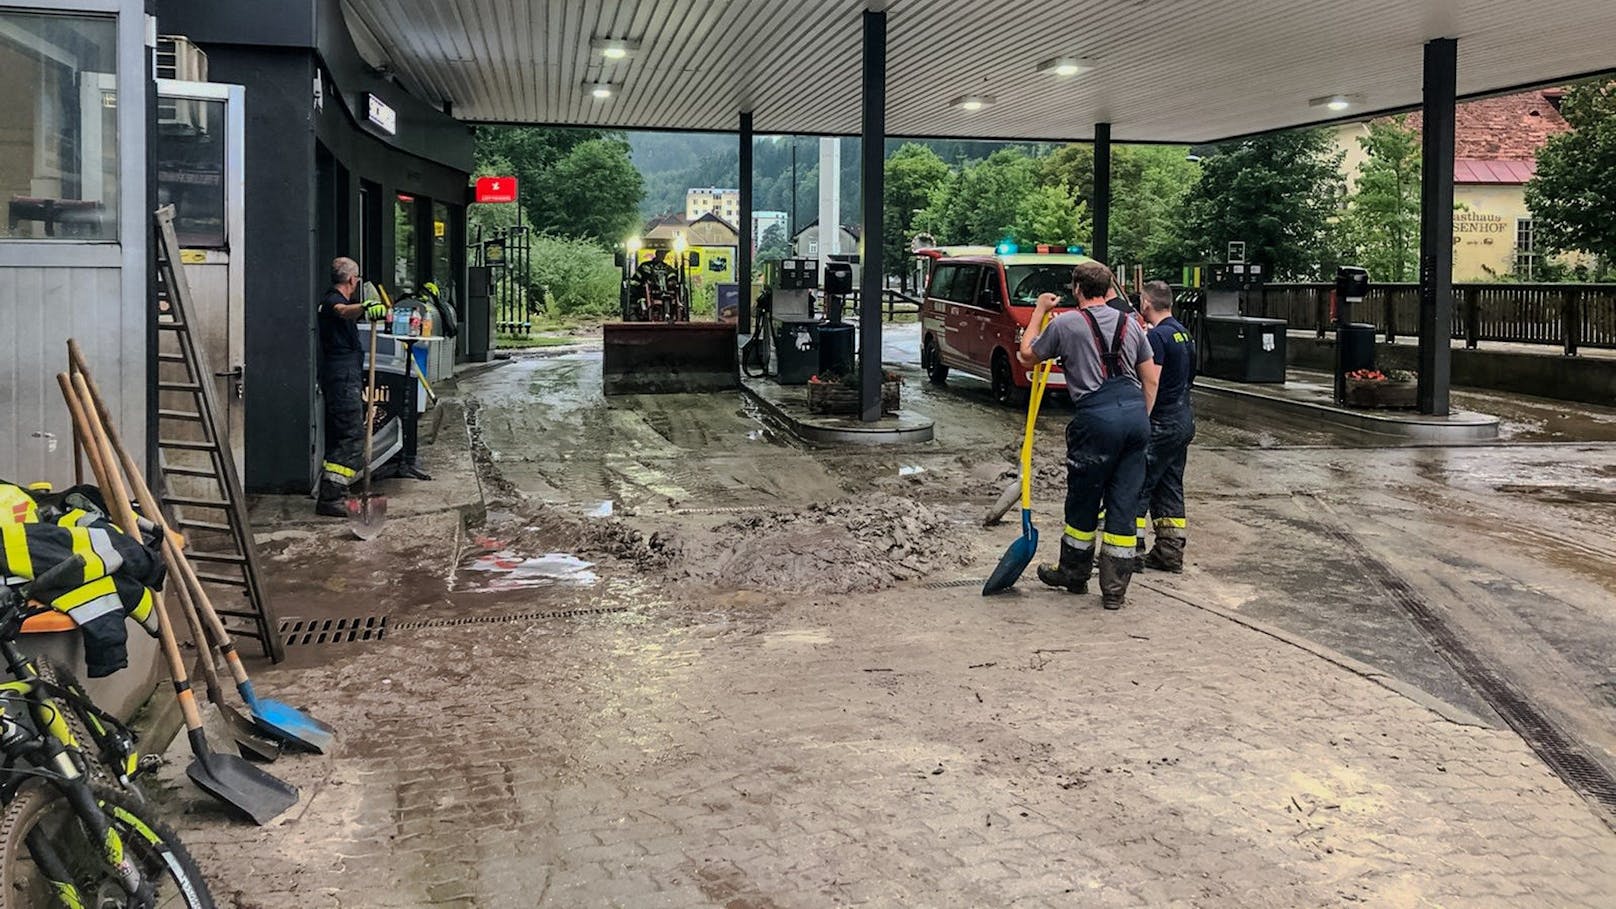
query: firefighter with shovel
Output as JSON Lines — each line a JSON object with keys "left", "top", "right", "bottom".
{"left": 315, "top": 257, "right": 387, "bottom": 518}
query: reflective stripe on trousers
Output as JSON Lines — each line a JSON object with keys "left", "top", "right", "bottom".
{"left": 1062, "top": 377, "right": 1150, "bottom": 560}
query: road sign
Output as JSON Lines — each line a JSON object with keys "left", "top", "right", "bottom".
{"left": 475, "top": 176, "right": 518, "bottom": 204}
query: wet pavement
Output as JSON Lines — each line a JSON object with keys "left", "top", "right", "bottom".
{"left": 156, "top": 323, "right": 1616, "bottom": 907}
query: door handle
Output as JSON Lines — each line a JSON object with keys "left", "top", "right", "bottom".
{"left": 214, "top": 364, "right": 244, "bottom": 399}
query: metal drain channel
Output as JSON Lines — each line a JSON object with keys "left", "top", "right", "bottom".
{"left": 392, "top": 605, "right": 631, "bottom": 630}
{"left": 279, "top": 616, "right": 388, "bottom": 647}
{"left": 1323, "top": 520, "right": 1616, "bottom": 824}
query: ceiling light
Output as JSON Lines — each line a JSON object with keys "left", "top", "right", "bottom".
{"left": 1310, "top": 93, "right": 1362, "bottom": 112}
{"left": 1037, "top": 57, "right": 1093, "bottom": 77}
{"left": 951, "top": 94, "right": 995, "bottom": 112}
{"left": 586, "top": 83, "right": 615, "bottom": 99}
{"left": 590, "top": 38, "right": 640, "bottom": 60}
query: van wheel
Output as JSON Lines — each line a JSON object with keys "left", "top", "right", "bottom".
{"left": 923, "top": 335, "right": 948, "bottom": 385}
{"left": 991, "top": 351, "right": 1025, "bottom": 407}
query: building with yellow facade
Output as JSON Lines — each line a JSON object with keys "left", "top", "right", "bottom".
{"left": 685, "top": 187, "right": 740, "bottom": 225}
{"left": 1333, "top": 88, "right": 1569, "bottom": 281}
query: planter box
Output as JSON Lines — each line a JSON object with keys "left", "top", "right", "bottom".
{"left": 807, "top": 379, "right": 901, "bottom": 415}
{"left": 1345, "top": 378, "right": 1418, "bottom": 410}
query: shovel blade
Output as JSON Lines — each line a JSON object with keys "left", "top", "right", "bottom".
{"left": 218, "top": 704, "right": 284, "bottom": 762}
{"left": 346, "top": 492, "right": 386, "bottom": 540}
{"left": 251, "top": 697, "right": 336, "bottom": 754}
{"left": 983, "top": 523, "right": 1039, "bottom": 596}
{"left": 184, "top": 731, "right": 299, "bottom": 825}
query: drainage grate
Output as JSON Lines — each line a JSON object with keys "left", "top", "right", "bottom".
{"left": 1322, "top": 518, "right": 1616, "bottom": 826}
{"left": 391, "top": 605, "right": 631, "bottom": 630}
{"left": 279, "top": 615, "right": 388, "bottom": 647}
{"left": 670, "top": 505, "right": 775, "bottom": 516}
{"left": 923, "top": 578, "right": 989, "bottom": 590}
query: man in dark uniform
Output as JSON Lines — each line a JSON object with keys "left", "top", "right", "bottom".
{"left": 315, "top": 257, "right": 386, "bottom": 517}
{"left": 1136, "top": 280, "right": 1196, "bottom": 571}
{"left": 1019, "top": 262, "right": 1160, "bottom": 609}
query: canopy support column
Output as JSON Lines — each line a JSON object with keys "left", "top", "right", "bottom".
{"left": 1417, "top": 38, "right": 1456, "bottom": 416}
{"left": 859, "top": 8, "right": 886, "bottom": 422}
{"left": 1093, "top": 122, "right": 1112, "bottom": 264}
{"left": 738, "top": 110, "right": 754, "bottom": 333}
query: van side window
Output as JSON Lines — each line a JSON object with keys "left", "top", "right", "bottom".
{"left": 977, "top": 270, "right": 1003, "bottom": 310}
{"left": 928, "top": 264, "right": 958, "bottom": 300}
{"left": 950, "top": 265, "right": 983, "bottom": 305}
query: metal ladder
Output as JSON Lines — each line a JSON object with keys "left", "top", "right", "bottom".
{"left": 152, "top": 206, "right": 284, "bottom": 662}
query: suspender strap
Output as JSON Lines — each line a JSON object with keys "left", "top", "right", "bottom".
{"left": 1079, "top": 307, "right": 1130, "bottom": 379}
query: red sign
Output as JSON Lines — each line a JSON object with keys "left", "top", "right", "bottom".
{"left": 475, "top": 176, "right": 518, "bottom": 204}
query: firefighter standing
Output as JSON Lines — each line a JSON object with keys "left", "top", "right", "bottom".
{"left": 315, "top": 257, "right": 387, "bottom": 517}
{"left": 1020, "top": 262, "right": 1160, "bottom": 609}
{"left": 1135, "top": 281, "right": 1196, "bottom": 571}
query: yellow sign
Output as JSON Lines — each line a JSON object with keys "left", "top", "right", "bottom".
{"left": 434, "top": 220, "right": 446, "bottom": 239}
{"left": 180, "top": 250, "right": 207, "bottom": 264}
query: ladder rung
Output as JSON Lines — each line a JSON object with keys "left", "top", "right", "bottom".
{"left": 176, "top": 518, "right": 232, "bottom": 533}
{"left": 158, "top": 439, "right": 215, "bottom": 451}
{"left": 158, "top": 409, "right": 204, "bottom": 422}
{"left": 165, "top": 496, "right": 229, "bottom": 510}
{"left": 186, "top": 551, "right": 246, "bottom": 565}
{"left": 158, "top": 352, "right": 186, "bottom": 363}
{"left": 195, "top": 572, "right": 248, "bottom": 588}
{"left": 158, "top": 381, "right": 201, "bottom": 392}
{"left": 162, "top": 465, "right": 217, "bottom": 479}
{"left": 156, "top": 321, "right": 189, "bottom": 332}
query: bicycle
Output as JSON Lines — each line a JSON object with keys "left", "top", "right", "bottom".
{"left": 0, "top": 555, "right": 213, "bottom": 908}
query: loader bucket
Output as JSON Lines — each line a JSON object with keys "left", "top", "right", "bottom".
{"left": 602, "top": 322, "right": 740, "bottom": 395}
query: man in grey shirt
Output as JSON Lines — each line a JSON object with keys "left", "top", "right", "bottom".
{"left": 1018, "top": 262, "right": 1159, "bottom": 608}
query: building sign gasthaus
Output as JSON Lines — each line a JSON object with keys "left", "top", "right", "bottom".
{"left": 1454, "top": 211, "right": 1507, "bottom": 233}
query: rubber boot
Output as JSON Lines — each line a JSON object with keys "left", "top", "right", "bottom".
{"left": 1133, "top": 536, "right": 1146, "bottom": 575}
{"left": 315, "top": 480, "right": 348, "bottom": 518}
{"left": 1036, "top": 544, "right": 1092, "bottom": 594}
{"left": 1098, "top": 552, "right": 1133, "bottom": 610}
{"left": 1142, "top": 537, "right": 1186, "bottom": 574}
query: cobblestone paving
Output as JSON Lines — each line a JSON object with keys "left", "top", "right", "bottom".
{"left": 158, "top": 578, "right": 1616, "bottom": 908}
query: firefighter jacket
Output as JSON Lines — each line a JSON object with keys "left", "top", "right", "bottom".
{"left": 1, "top": 482, "right": 164, "bottom": 677}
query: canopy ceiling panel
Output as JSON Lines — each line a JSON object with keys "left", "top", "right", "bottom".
{"left": 342, "top": 0, "right": 1616, "bottom": 141}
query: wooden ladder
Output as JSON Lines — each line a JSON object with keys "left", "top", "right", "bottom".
{"left": 152, "top": 205, "right": 284, "bottom": 662}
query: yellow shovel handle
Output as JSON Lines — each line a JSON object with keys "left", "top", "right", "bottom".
{"left": 1018, "top": 315, "right": 1057, "bottom": 510}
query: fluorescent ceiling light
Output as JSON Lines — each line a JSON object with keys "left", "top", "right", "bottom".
{"left": 1037, "top": 57, "right": 1093, "bottom": 77}
{"left": 951, "top": 94, "right": 995, "bottom": 112}
{"left": 586, "top": 83, "right": 615, "bottom": 99}
{"left": 590, "top": 38, "right": 640, "bottom": 59}
{"left": 1310, "top": 93, "right": 1362, "bottom": 112}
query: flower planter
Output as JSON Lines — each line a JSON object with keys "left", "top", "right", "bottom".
{"left": 1344, "top": 377, "right": 1418, "bottom": 410}
{"left": 807, "top": 378, "right": 901, "bottom": 415}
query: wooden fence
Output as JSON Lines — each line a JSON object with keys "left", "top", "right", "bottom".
{"left": 1255, "top": 283, "right": 1616, "bottom": 355}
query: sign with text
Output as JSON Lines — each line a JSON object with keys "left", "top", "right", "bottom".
{"left": 365, "top": 93, "right": 397, "bottom": 135}
{"left": 475, "top": 176, "right": 519, "bottom": 204}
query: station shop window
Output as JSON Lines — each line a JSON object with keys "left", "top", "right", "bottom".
{"left": 0, "top": 11, "right": 118, "bottom": 240}
{"left": 394, "top": 193, "right": 418, "bottom": 294}
{"left": 157, "top": 98, "right": 226, "bottom": 248}
{"left": 430, "top": 200, "right": 453, "bottom": 299}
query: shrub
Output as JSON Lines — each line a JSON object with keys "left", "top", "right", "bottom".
{"left": 527, "top": 233, "right": 622, "bottom": 317}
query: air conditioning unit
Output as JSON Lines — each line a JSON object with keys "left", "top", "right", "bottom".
{"left": 156, "top": 35, "right": 208, "bottom": 82}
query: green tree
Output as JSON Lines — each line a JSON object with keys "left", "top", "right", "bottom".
{"left": 1341, "top": 117, "right": 1422, "bottom": 281}
{"left": 528, "top": 139, "right": 646, "bottom": 245}
{"left": 918, "top": 149, "right": 1038, "bottom": 245}
{"left": 1526, "top": 80, "right": 1616, "bottom": 273}
{"left": 1037, "top": 144, "right": 1199, "bottom": 272}
{"left": 883, "top": 143, "right": 951, "bottom": 285}
{"left": 1012, "top": 183, "right": 1089, "bottom": 247}
{"left": 474, "top": 126, "right": 604, "bottom": 227}
{"left": 756, "top": 222, "right": 791, "bottom": 263}
{"left": 1176, "top": 129, "right": 1346, "bottom": 279}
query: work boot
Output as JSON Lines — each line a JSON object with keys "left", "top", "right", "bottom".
{"left": 1098, "top": 552, "right": 1134, "bottom": 610}
{"left": 1133, "top": 536, "right": 1147, "bottom": 574}
{"left": 1036, "top": 544, "right": 1092, "bottom": 594}
{"left": 1142, "top": 537, "right": 1186, "bottom": 573}
{"left": 315, "top": 480, "right": 348, "bottom": 518}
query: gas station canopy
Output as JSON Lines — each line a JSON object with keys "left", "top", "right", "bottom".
{"left": 341, "top": 0, "right": 1616, "bottom": 142}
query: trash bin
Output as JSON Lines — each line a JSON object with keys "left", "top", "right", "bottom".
{"left": 1338, "top": 322, "right": 1377, "bottom": 374}
{"left": 774, "top": 321, "right": 820, "bottom": 385}
{"left": 819, "top": 323, "right": 856, "bottom": 378}
{"left": 1201, "top": 316, "right": 1287, "bottom": 383}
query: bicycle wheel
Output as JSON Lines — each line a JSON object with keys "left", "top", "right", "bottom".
{"left": 33, "top": 658, "right": 116, "bottom": 788}
{"left": 0, "top": 782, "right": 214, "bottom": 909}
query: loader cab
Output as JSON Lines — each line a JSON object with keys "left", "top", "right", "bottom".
{"left": 917, "top": 246, "right": 1093, "bottom": 405}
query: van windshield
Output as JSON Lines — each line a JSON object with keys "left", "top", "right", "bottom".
{"left": 1004, "top": 264, "right": 1077, "bottom": 307}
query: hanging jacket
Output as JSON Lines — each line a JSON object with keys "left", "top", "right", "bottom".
{"left": 1, "top": 481, "right": 164, "bottom": 677}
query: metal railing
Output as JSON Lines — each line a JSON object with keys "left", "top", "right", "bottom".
{"left": 469, "top": 224, "right": 533, "bottom": 339}
{"left": 1254, "top": 282, "right": 1616, "bottom": 355}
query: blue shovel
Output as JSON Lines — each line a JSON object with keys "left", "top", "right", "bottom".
{"left": 983, "top": 355, "right": 1054, "bottom": 595}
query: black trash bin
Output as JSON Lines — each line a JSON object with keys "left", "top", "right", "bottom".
{"left": 1201, "top": 316, "right": 1287, "bottom": 383}
{"left": 774, "top": 321, "right": 821, "bottom": 385}
{"left": 1338, "top": 322, "right": 1377, "bottom": 374}
{"left": 819, "top": 323, "right": 855, "bottom": 378}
